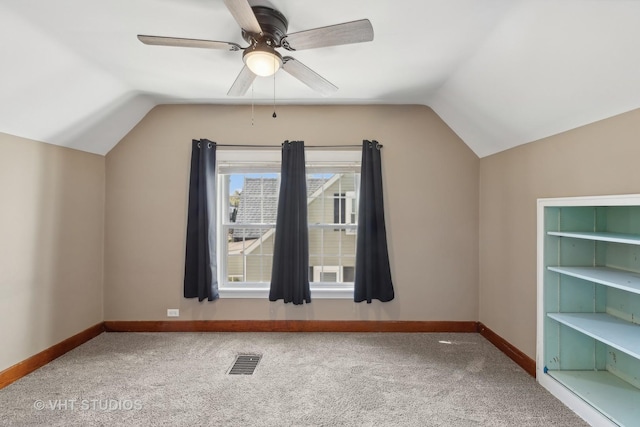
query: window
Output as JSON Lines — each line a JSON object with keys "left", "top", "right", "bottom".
{"left": 217, "top": 150, "right": 360, "bottom": 299}
{"left": 333, "top": 191, "right": 357, "bottom": 234}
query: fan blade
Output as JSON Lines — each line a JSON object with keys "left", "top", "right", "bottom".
{"left": 138, "top": 35, "right": 241, "bottom": 51}
{"left": 223, "top": 0, "right": 262, "bottom": 34}
{"left": 281, "top": 19, "right": 373, "bottom": 51}
{"left": 228, "top": 65, "right": 257, "bottom": 96}
{"left": 282, "top": 57, "right": 337, "bottom": 96}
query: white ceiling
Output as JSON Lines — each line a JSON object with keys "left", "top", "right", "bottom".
{"left": 1, "top": 0, "right": 640, "bottom": 157}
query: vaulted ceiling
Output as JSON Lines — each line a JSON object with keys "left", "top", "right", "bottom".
{"left": 2, "top": 0, "right": 639, "bottom": 157}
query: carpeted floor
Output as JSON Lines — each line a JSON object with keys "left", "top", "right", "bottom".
{"left": 0, "top": 332, "right": 588, "bottom": 426}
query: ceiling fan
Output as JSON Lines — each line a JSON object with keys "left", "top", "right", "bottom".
{"left": 137, "top": 0, "right": 374, "bottom": 96}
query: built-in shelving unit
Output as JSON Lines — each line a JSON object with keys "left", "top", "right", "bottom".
{"left": 538, "top": 195, "right": 640, "bottom": 427}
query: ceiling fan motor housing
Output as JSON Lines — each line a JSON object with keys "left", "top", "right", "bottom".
{"left": 241, "top": 6, "right": 289, "bottom": 46}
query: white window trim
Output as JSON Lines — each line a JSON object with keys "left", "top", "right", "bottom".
{"left": 216, "top": 149, "right": 360, "bottom": 300}
{"left": 218, "top": 286, "right": 353, "bottom": 299}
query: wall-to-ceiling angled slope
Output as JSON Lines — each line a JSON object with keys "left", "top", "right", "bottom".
{"left": 0, "top": 0, "right": 511, "bottom": 155}
{"left": 431, "top": 1, "right": 640, "bottom": 157}
{"left": 1, "top": 0, "right": 640, "bottom": 157}
{"left": 0, "top": 3, "right": 154, "bottom": 155}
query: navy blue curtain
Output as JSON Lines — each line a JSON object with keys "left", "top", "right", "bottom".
{"left": 270, "top": 141, "right": 311, "bottom": 304}
{"left": 355, "top": 140, "right": 394, "bottom": 303}
{"left": 184, "top": 139, "right": 218, "bottom": 301}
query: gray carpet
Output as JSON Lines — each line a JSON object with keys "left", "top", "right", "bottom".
{"left": 0, "top": 332, "right": 588, "bottom": 426}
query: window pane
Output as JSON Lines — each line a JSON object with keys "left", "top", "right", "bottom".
{"left": 308, "top": 228, "right": 323, "bottom": 256}
{"left": 245, "top": 254, "right": 273, "bottom": 282}
{"left": 343, "top": 266, "right": 355, "bottom": 282}
{"left": 235, "top": 176, "right": 279, "bottom": 224}
{"left": 227, "top": 254, "right": 244, "bottom": 283}
{"left": 320, "top": 272, "right": 338, "bottom": 282}
{"left": 306, "top": 172, "right": 359, "bottom": 284}
{"left": 309, "top": 229, "right": 356, "bottom": 283}
{"left": 307, "top": 174, "right": 331, "bottom": 224}
{"left": 334, "top": 193, "right": 346, "bottom": 224}
{"left": 219, "top": 159, "right": 359, "bottom": 290}
{"left": 221, "top": 172, "right": 278, "bottom": 286}
{"left": 307, "top": 173, "right": 359, "bottom": 226}
{"left": 226, "top": 227, "right": 275, "bottom": 284}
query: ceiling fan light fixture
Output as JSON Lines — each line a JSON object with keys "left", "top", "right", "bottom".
{"left": 243, "top": 43, "right": 283, "bottom": 77}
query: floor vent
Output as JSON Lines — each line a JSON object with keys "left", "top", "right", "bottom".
{"left": 228, "top": 354, "right": 262, "bottom": 375}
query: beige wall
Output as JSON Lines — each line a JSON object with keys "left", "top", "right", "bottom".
{"left": 479, "top": 108, "right": 640, "bottom": 359}
{"left": 0, "top": 133, "right": 104, "bottom": 372}
{"left": 104, "top": 104, "right": 479, "bottom": 321}
{"left": 6, "top": 100, "right": 640, "bottom": 370}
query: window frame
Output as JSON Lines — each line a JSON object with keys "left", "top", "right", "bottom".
{"left": 216, "top": 149, "right": 360, "bottom": 299}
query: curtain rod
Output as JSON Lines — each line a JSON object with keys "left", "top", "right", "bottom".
{"left": 213, "top": 143, "right": 383, "bottom": 149}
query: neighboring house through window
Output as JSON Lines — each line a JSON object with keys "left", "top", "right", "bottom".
{"left": 334, "top": 191, "right": 357, "bottom": 234}
{"left": 217, "top": 149, "right": 361, "bottom": 298}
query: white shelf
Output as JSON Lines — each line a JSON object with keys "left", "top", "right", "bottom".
{"left": 547, "top": 370, "right": 640, "bottom": 427}
{"left": 548, "top": 266, "right": 640, "bottom": 295}
{"left": 547, "top": 312, "right": 640, "bottom": 359}
{"left": 547, "top": 230, "right": 640, "bottom": 245}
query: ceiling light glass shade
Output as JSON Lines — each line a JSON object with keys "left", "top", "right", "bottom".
{"left": 243, "top": 45, "right": 283, "bottom": 77}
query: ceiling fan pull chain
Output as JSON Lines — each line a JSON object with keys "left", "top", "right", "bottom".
{"left": 251, "top": 82, "right": 255, "bottom": 126}
{"left": 272, "top": 55, "right": 277, "bottom": 118}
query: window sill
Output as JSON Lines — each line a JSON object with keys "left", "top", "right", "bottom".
{"left": 218, "top": 287, "right": 353, "bottom": 299}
